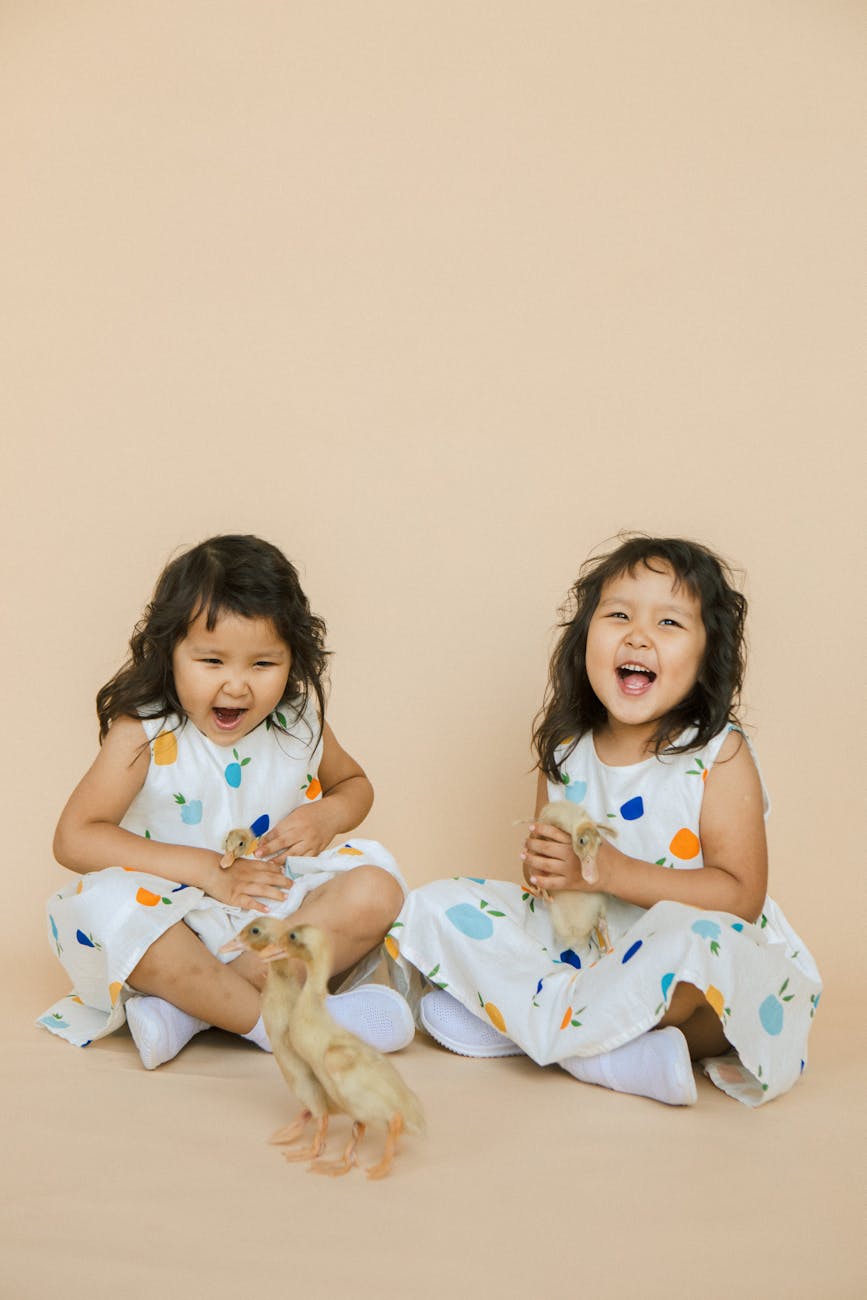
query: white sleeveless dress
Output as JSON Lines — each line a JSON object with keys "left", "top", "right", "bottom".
{"left": 386, "top": 726, "right": 821, "bottom": 1106}
{"left": 39, "top": 700, "right": 406, "bottom": 1047}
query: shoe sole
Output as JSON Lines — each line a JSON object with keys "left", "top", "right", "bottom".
{"left": 326, "top": 985, "right": 415, "bottom": 1053}
{"left": 419, "top": 1004, "right": 525, "bottom": 1058}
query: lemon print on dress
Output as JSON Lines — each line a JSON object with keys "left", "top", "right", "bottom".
{"left": 153, "top": 731, "right": 178, "bottom": 765}
{"left": 705, "top": 985, "right": 731, "bottom": 1025}
{"left": 477, "top": 992, "right": 507, "bottom": 1033}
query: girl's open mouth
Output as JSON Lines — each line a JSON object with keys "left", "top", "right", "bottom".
{"left": 616, "top": 664, "right": 657, "bottom": 695}
{"left": 213, "top": 708, "right": 247, "bottom": 729}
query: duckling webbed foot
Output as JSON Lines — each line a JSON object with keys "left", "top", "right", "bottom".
{"left": 280, "top": 1114, "right": 329, "bottom": 1164}
{"left": 309, "top": 1121, "right": 364, "bottom": 1177}
{"left": 269, "top": 1109, "right": 313, "bottom": 1146}
{"left": 366, "top": 1113, "right": 404, "bottom": 1180}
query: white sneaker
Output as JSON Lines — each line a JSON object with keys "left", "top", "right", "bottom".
{"left": 326, "top": 985, "right": 414, "bottom": 1053}
{"left": 420, "top": 989, "right": 524, "bottom": 1058}
{"left": 126, "top": 995, "right": 208, "bottom": 1070}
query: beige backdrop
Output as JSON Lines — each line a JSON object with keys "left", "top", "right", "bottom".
{"left": 3, "top": 3, "right": 864, "bottom": 1298}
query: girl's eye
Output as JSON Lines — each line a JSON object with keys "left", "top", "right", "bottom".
{"left": 255, "top": 661, "right": 277, "bottom": 668}
{"left": 606, "top": 611, "right": 628, "bottom": 620}
{"left": 659, "top": 619, "right": 683, "bottom": 628}
{"left": 200, "top": 657, "right": 222, "bottom": 664}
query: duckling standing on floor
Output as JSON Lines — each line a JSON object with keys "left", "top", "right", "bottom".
{"left": 220, "top": 919, "right": 334, "bottom": 1164}
{"left": 273, "top": 924, "right": 425, "bottom": 1180}
{"left": 526, "top": 801, "right": 617, "bottom": 953}
{"left": 219, "top": 826, "right": 260, "bottom": 869}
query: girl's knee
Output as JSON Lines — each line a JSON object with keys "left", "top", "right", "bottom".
{"left": 343, "top": 865, "right": 405, "bottom": 929}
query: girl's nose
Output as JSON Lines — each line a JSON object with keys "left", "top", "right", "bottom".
{"left": 222, "top": 670, "right": 250, "bottom": 698}
{"left": 625, "top": 624, "right": 651, "bottom": 648}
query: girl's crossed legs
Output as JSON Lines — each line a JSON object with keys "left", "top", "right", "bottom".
{"left": 126, "top": 866, "right": 410, "bottom": 1067}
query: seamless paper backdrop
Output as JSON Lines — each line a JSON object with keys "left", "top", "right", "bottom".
{"left": 2, "top": 2, "right": 863, "bottom": 1044}
{"left": 2, "top": 5, "right": 864, "bottom": 1299}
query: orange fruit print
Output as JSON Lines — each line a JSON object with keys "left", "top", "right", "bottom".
{"left": 669, "top": 827, "right": 700, "bottom": 859}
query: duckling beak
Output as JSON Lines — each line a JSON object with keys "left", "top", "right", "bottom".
{"left": 219, "top": 936, "right": 248, "bottom": 955}
{"left": 259, "top": 942, "right": 288, "bottom": 963}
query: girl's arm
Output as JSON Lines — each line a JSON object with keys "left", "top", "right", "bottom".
{"left": 254, "top": 722, "right": 374, "bottom": 860}
{"left": 525, "top": 732, "right": 768, "bottom": 922}
{"left": 53, "top": 716, "right": 291, "bottom": 911}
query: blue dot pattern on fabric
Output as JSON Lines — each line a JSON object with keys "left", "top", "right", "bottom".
{"left": 661, "top": 972, "right": 675, "bottom": 999}
{"left": 564, "top": 780, "right": 588, "bottom": 804}
{"left": 759, "top": 995, "right": 784, "bottom": 1035}
{"left": 619, "top": 796, "right": 645, "bottom": 821}
{"left": 250, "top": 813, "right": 270, "bottom": 837}
{"left": 731, "top": 922, "right": 744, "bottom": 932}
{"left": 691, "top": 919, "right": 721, "bottom": 940}
{"left": 559, "top": 949, "right": 581, "bottom": 969}
{"left": 622, "top": 940, "right": 643, "bottom": 963}
{"left": 445, "top": 903, "right": 494, "bottom": 940}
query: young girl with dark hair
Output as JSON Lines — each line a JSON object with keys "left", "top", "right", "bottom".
{"left": 390, "top": 536, "right": 821, "bottom": 1106}
{"left": 40, "top": 535, "right": 413, "bottom": 1068}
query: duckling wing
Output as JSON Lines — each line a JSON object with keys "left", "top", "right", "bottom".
{"left": 322, "top": 1042, "right": 426, "bottom": 1134}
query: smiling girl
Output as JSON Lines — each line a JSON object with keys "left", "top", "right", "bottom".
{"left": 389, "top": 536, "right": 821, "bottom": 1106}
{"left": 40, "top": 535, "right": 412, "bottom": 1068}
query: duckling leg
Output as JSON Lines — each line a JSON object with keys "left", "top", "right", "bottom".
{"left": 280, "top": 1114, "right": 329, "bottom": 1163}
{"left": 366, "top": 1113, "right": 404, "bottom": 1180}
{"left": 593, "top": 915, "right": 613, "bottom": 954}
{"left": 309, "top": 1121, "right": 364, "bottom": 1177}
{"left": 269, "top": 1109, "right": 313, "bottom": 1146}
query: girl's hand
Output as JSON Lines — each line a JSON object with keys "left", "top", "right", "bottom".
{"left": 255, "top": 803, "right": 340, "bottom": 861}
{"left": 205, "top": 855, "right": 292, "bottom": 912}
{"left": 522, "top": 823, "right": 592, "bottom": 894}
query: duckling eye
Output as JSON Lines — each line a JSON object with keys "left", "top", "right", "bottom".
{"left": 288, "top": 931, "right": 297, "bottom": 941}
{"left": 578, "top": 835, "right": 589, "bottom": 848}
{"left": 250, "top": 926, "right": 261, "bottom": 936}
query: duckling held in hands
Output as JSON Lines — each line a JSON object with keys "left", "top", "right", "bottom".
{"left": 530, "top": 802, "right": 616, "bottom": 953}
{"left": 220, "top": 826, "right": 260, "bottom": 869}
{"left": 220, "top": 918, "right": 334, "bottom": 1164}
{"left": 278, "top": 923, "right": 425, "bottom": 1179}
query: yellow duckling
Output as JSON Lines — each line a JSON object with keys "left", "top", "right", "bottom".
{"left": 220, "top": 918, "right": 333, "bottom": 1165}
{"left": 277, "top": 924, "right": 425, "bottom": 1179}
{"left": 527, "top": 801, "right": 616, "bottom": 952}
{"left": 220, "top": 826, "right": 260, "bottom": 869}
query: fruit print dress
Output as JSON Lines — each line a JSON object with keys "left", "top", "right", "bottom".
{"left": 386, "top": 726, "right": 821, "bottom": 1106}
{"left": 39, "top": 699, "right": 406, "bottom": 1048}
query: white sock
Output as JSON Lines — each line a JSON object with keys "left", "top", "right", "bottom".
{"left": 126, "top": 995, "right": 209, "bottom": 1071}
{"left": 241, "top": 1016, "right": 272, "bottom": 1053}
{"left": 560, "top": 1027, "right": 698, "bottom": 1106}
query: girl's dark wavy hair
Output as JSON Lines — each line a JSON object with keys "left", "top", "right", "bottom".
{"left": 96, "top": 535, "right": 329, "bottom": 743}
{"left": 533, "top": 535, "right": 747, "bottom": 780}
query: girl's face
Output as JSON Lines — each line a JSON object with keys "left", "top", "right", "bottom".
{"left": 172, "top": 609, "right": 292, "bottom": 746}
{"left": 585, "top": 562, "right": 706, "bottom": 746}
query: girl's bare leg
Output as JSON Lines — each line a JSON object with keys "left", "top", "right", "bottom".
{"left": 128, "top": 865, "right": 405, "bottom": 1032}
{"left": 286, "top": 865, "right": 405, "bottom": 982}
{"left": 128, "top": 922, "right": 264, "bottom": 1033}
{"left": 658, "top": 982, "right": 729, "bottom": 1059}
